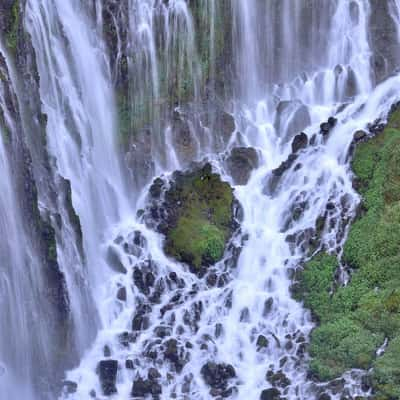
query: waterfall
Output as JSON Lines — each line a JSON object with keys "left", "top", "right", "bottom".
{"left": 1, "top": 0, "right": 400, "bottom": 399}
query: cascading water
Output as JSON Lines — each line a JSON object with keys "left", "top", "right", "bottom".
{"left": 2, "top": 0, "right": 400, "bottom": 399}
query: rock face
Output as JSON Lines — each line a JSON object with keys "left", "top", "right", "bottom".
{"left": 226, "top": 147, "right": 259, "bottom": 185}
{"left": 145, "top": 163, "right": 238, "bottom": 273}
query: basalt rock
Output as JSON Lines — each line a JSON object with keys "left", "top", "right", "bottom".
{"left": 98, "top": 359, "right": 118, "bottom": 396}
{"left": 201, "top": 362, "right": 236, "bottom": 391}
{"left": 320, "top": 117, "right": 337, "bottom": 136}
{"left": 145, "top": 163, "right": 239, "bottom": 274}
{"left": 260, "top": 387, "right": 282, "bottom": 400}
{"left": 226, "top": 146, "right": 259, "bottom": 185}
{"left": 291, "top": 132, "right": 308, "bottom": 153}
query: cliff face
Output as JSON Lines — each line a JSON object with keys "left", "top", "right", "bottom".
{"left": 0, "top": 1, "right": 86, "bottom": 395}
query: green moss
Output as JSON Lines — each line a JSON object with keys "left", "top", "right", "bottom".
{"left": 292, "top": 253, "right": 338, "bottom": 321}
{"left": 164, "top": 164, "right": 234, "bottom": 269}
{"left": 296, "top": 107, "right": 400, "bottom": 390}
{"left": 373, "top": 336, "right": 400, "bottom": 399}
{"left": 309, "top": 317, "right": 382, "bottom": 381}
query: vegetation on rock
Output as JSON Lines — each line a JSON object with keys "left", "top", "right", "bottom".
{"left": 295, "top": 106, "right": 400, "bottom": 397}
{"left": 149, "top": 163, "right": 235, "bottom": 270}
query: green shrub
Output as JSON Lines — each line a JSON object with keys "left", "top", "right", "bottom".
{"left": 296, "top": 108, "right": 400, "bottom": 392}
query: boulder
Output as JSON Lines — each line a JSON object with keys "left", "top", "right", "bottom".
{"left": 145, "top": 163, "right": 238, "bottom": 273}
{"left": 200, "top": 362, "right": 236, "bottom": 390}
{"left": 291, "top": 132, "right": 308, "bottom": 153}
{"left": 98, "top": 360, "right": 118, "bottom": 396}
{"left": 226, "top": 147, "right": 259, "bottom": 185}
{"left": 260, "top": 388, "right": 281, "bottom": 400}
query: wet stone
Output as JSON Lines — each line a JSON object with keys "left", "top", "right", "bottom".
{"left": 98, "top": 360, "right": 118, "bottom": 396}
{"left": 266, "top": 370, "right": 291, "bottom": 388}
{"left": 318, "top": 394, "right": 331, "bottom": 400}
{"left": 62, "top": 380, "right": 78, "bottom": 394}
{"left": 260, "top": 388, "right": 282, "bottom": 400}
{"left": 201, "top": 362, "right": 236, "bottom": 391}
{"left": 291, "top": 132, "right": 308, "bottom": 153}
{"left": 103, "top": 345, "right": 111, "bottom": 357}
{"left": 131, "top": 376, "right": 162, "bottom": 398}
{"left": 226, "top": 146, "right": 259, "bottom": 185}
{"left": 256, "top": 335, "right": 269, "bottom": 349}
{"left": 116, "top": 286, "right": 127, "bottom": 302}
{"left": 353, "top": 130, "right": 367, "bottom": 142}
{"left": 125, "top": 359, "right": 134, "bottom": 369}
{"left": 263, "top": 297, "right": 274, "bottom": 316}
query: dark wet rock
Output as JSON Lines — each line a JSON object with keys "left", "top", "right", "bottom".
{"left": 62, "top": 380, "right": 78, "bottom": 394}
{"left": 148, "top": 368, "right": 161, "bottom": 381}
{"left": 150, "top": 177, "right": 164, "bottom": 199}
{"left": 215, "top": 323, "right": 224, "bottom": 338}
{"left": 334, "top": 65, "right": 358, "bottom": 99}
{"left": 266, "top": 370, "right": 290, "bottom": 388}
{"left": 117, "top": 286, "right": 127, "bottom": 302}
{"left": 131, "top": 376, "right": 162, "bottom": 398}
{"left": 164, "top": 338, "right": 186, "bottom": 372}
{"left": 145, "top": 163, "right": 237, "bottom": 274}
{"left": 273, "top": 154, "right": 298, "bottom": 177}
{"left": 353, "top": 130, "right": 367, "bottom": 142}
{"left": 206, "top": 272, "right": 218, "bottom": 287}
{"left": 291, "top": 132, "right": 308, "bottom": 153}
{"left": 279, "top": 356, "right": 288, "bottom": 368}
{"left": 125, "top": 359, "right": 134, "bottom": 369}
{"left": 367, "top": 119, "right": 385, "bottom": 135}
{"left": 318, "top": 394, "right": 331, "bottom": 400}
{"left": 320, "top": 117, "right": 337, "bottom": 136}
{"left": 201, "top": 362, "right": 236, "bottom": 391}
{"left": 118, "top": 331, "right": 135, "bottom": 347}
{"left": 106, "top": 245, "right": 127, "bottom": 274}
{"left": 263, "top": 298, "right": 274, "bottom": 316}
{"left": 98, "top": 360, "right": 118, "bottom": 396}
{"left": 154, "top": 325, "right": 172, "bottom": 338}
{"left": 240, "top": 307, "right": 250, "bottom": 322}
{"left": 260, "top": 387, "right": 281, "bottom": 400}
{"left": 226, "top": 146, "right": 259, "bottom": 185}
{"left": 132, "top": 304, "right": 151, "bottom": 331}
{"left": 256, "top": 335, "right": 269, "bottom": 349}
{"left": 361, "top": 374, "right": 372, "bottom": 392}
{"left": 266, "top": 154, "right": 298, "bottom": 194}
{"left": 103, "top": 345, "right": 111, "bottom": 357}
{"left": 327, "top": 378, "right": 346, "bottom": 395}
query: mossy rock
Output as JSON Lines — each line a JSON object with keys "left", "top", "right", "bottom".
{"left": 295, "top": 105, "right": 400, "bottom": 394}
{"left": 148, "top": 163, "right": 236, "bottom": 271}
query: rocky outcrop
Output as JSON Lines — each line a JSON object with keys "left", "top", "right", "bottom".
{"left": 98, "top": 360, "right": 118, "bottom": 396}
{"left": 226, "top": 146, "right": 259, "bottom": 185}
{"left": 144, "top": 163, "right": 239, "bottom": 274}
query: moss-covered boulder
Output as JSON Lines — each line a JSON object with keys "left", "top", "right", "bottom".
{"left": 294, "top": 105, "right": 400, "bottom": 397}
{"left": 146, "top": 163, "right": 237, "bottom": 273}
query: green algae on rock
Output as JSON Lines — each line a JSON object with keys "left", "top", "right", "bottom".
{"left": 294, "top": 106, "right": 400, "bottom": 397}
{"left": 148, "top": 163, "right": 236, "bottom": 272}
